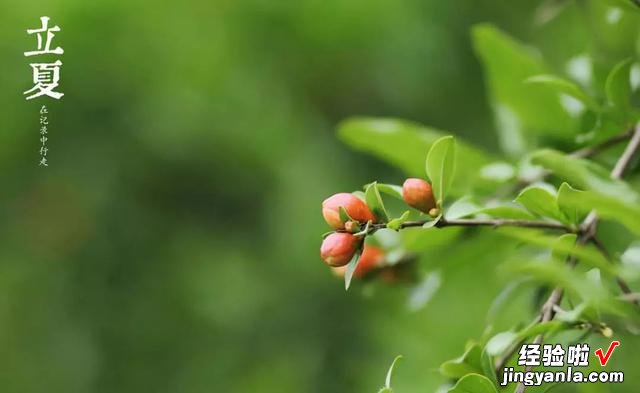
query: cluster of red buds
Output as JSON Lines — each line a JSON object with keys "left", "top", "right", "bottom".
{"left": 320, "top": 178, "right": 436, "bottom": 280}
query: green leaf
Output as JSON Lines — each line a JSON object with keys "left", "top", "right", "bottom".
{"left": 445, "top": 197, "right": 481, "bottom": 220}
{"left": 605, "top": 59, "right": 633, "bottom": 111}
{"left": 556, "top": 184, "right": 640, "bottom": 236}
{"left": 477, "top": 206, "right": 536, "bottom": 220}
{"left": 365, "top": 182, "right": 389, "bottom": 223}
{"left": 372, "top": 183, "right": 404, "bottom": 200}
{"left": 387, "top": 211, "right": 411, "bottom": 231}
{"left": 338, "top": 118, "right": 489, "bottom": 195}
{"left": 472, "top": 24, "right": 576, "bottom": 154}
{"left": 485, "top": 331, "right": 518, "bottom": 356}
{"left": 551, "top": 233, "right": 577, "bottom": 263}
{"left": 557, "top": 183, "right": 581, "bottom": 225}
{"left": 480, "top": 349, "right": 499, "bottom": 388}
{"left": 426, "top": 136, "right": 456, "bottom": 206}
{"left": 447, "top": 373, "right": 498, "bottom": 393}
{"left": 497, "top": 228, "right": 613, "bottom": 275}
{"left": 384, "top": 355, "right": 403, "bottom": 390}
{"left": 344, "top": 245, "right": 364, "bottom": 291}
{"left": 525, "top": 74, "right": 599, "bottom": 110}
{"left": 530, "top": 149, "right": 638, "bottom": 203}
{"left": 514, "top": 186, "right": 565, "bottom": 222}
{"left": 440, "top": 344, "right": 483, "bottom": 379}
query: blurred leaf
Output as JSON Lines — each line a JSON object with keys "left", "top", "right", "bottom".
{"left": 440, "top": 344, "right": 483, "bottom": 379}
{"left": 556, "top": 183, "right": 640, "bottom": 236}
{"left": 530, "top": 149, "right": 637, "bottom": 202}
{"left": 426, "top": 136, "right": 456, "bottom": 206}
{"left": 515, "top": 186, "right": 565, "bottom": 222}
{"left": 445, "top": 196, "right": 481, "bottom": 220}
{"left": 480, "top": 348, "right": 499, "bottom": 388}
{"left": 338, "top": 118, "right": 489, "bottom": 195}
{"left": 447, "top": 373, "right": 498, "bottom": 393}
{"left": 485, "top": 331, "right": 518, "bottom": 356}
{"left": 498, "top": 228, "right": 614, "bottom": 275}
{"left": 605, "top": 58, "right": 633, "bottom": 112}
{"left": 551, "top": 233, "right": 577, "bottom": 263}
{"left": 478, "top": 205, "right": 537, "bottom": 220}
{"left": 557, "top": 183, "right": 581, "bottom": 225}
{"left": 407, "top": 271, "right": 441, "bottom": 311}
{"left": 365, "top": 182, "right": 389, "bottom": 223}
{"left": 525, "top": 74, "right": 599, "bottom": 110}
{"left": 344, "top": 245, "right": 364, "bottom": 290}
{"left": 472, "top": 24, "right": 575, "bottom": 155}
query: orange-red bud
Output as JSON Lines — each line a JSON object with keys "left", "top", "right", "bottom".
{"left": 320, "top": 232, "right": 359, "bottom": 267}
{"left": 322, "top": 193, "right": 376, "bottom": 229}
{"left": 402, "top": 178, "right": 436, "bottom": 213}
{"left": 330, "top": 244, "right": 385, "bottom": 278}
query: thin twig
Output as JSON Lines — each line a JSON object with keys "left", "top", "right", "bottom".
{"left": 368, "top": 217, "right": 576, "bottom": 233}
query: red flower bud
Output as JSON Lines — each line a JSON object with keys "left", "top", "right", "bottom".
{"left": 402, "top": 178, "right": 436, "bottom": 213}
{"left": 320, "top": 232, "right": 359, "bottom": 267}
{"left": 354, "top": 245, "right": 384, "bottom": 277}
{"left": 322, "top": 193, "right": 376, "bottom": 229}
{"left": 330, "top": 244, "right": 385, "bottom": 278}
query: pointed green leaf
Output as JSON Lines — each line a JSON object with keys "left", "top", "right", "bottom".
{"left": 426, "top": 136, "right": 456, "bottom": 206}
{"left": 365, "top": 182, "right": 389, "bottom": 223}
{"left": 384, "top": 355, "right": 403, "bottom": 389}
{"left": 440, "top": 344, "right": 483, "bottom": 379}
{"left": 344, "top": 245, "right": 364, "bottom": 290}
{"left": 605, "top": 59, "right": 633, "bottom": 111}
{"left": 551, "top": 233, "right": 578, "bottom": 263}
{"left": 515, "top": 186, "right": 565, "bottom": 222}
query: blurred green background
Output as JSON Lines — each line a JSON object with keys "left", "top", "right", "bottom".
{"left": 0, "top": 1, "right": 639, "bottom": 392}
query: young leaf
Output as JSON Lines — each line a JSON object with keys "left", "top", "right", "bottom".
{"left": 365, "top": 182, "right": 390, "bottom": 222}
{"left": 387, "top": 210, "right": 411, "bottom": 231}
{"left": 426, "top": 136, "right": 456, "bottom": 206}
{"left": 605, "top": 58, "right": 633, "bottom": 111}
{"left": 384, "top": 355, "right": 403, "bottom": 390}
{"left": 440, "top": 344, "right": 483, "bottom": 379}
{"left": 480, "top": 349, "right": 499, "bottom": 388}
{"left": 371, "top": 183, "right": 404, "bottom": 200}
{"left": 557, "top": 183, "right": 581, "bottom": 225}
{"left": 551, "top": 233, "right": 577, "bottom": 263}
{"left": 514, "top": 186, "right": 565, "bottom": 222}
{"left": 344, "top": 245, "right": 364, "bottom": 290}
{"left": 447, "top": 373, "right": 498, "bottom": 393}
{"left": 525, "top": 74, "right": 599, "bottom": 111}
{"left": 485, "top": 331, "right": 518, "bottom": 356}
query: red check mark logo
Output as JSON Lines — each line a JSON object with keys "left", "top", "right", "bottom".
{"left": 594, "top": 341, "right": 620, "bottom": 366}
